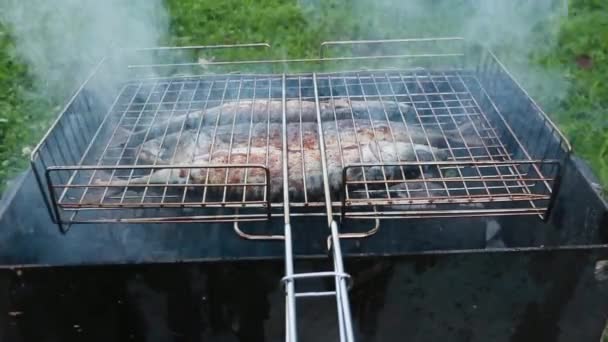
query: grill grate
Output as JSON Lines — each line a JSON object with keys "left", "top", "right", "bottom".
{"left": 51, "top": 76, "right": 286, "bottom": 222}
{"left": 40, "top": 69, "right": 561, "bottom": 224}
{"left": 32, "top": 39, "right": 566, "bottom": 227}
{"left": 314, "top": 70, "right": 559, "bottom": 219}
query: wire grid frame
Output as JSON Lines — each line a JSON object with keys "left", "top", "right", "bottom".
{"left": 45, "top": 72, "right": 361, "bottom": 223}
{"left": 47, "top": 75, "right": 298, "bottom": 222}
{"left": 311, "top": 69, "right": 560, "bottom": 219}
{"left": 42, "top": 67, "right": 560, "bottom": 224}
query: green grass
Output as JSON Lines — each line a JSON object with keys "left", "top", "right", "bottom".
{"left": 0, "top": 0, "right": 606, "bottom": 193}
{"left": 545, "top": 1, "right": 608, "bottom": 188}
{"left": 0, "top": 23, "right": 55, "bottom": 190}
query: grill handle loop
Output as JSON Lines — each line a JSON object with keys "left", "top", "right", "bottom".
{"left": 232, "top": 220, "right": 284, "bottom": 241}
{"left": 327, "top": 216, "right": 381, "bottom": 250}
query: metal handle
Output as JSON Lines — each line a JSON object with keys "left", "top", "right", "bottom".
{"left": 233, "top": 220, "right": 284, "bottom": 240}
{"left": 327, "top": 217, "right": 380, "bottom": 251}
{"left": 126, "top": 43, "right": 273, "bottom": 70}
{"left": 319, "top": 37, "right": 465, "bottom": 58}
{"left": 329, "top": 220, "right": 355, "bottom": 342}
{"left": 129, "top": 42, "right": 272, "bottom": 53}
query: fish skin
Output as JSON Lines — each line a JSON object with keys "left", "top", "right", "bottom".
{"left": 387, "top": 181, "right": 448, "bottom": 211}
{"left": 128, "top": 99, "right": 414, "bottom": 143}
{"left": 132, "top": 117, "right": 478, "bottom": 167}
{"left": 188, "top": 146, "right": 284, "bottom": 201}
{"left": 99, "top": 142, "right": 449, "bottom": 202}
{"left": 205, "top": 121, "right": 452, "bottom": 196}
{"left": 94, "top": 146, "right": 282, "bottom": 201}
{"left": 332, "top": 118, "right": 488, "bottom": 148}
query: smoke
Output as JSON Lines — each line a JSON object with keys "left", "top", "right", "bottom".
{"left": 0, "top": 0, "right": 170, "bottom": 261}
{"left": 305, "top": 0, "right": 565, "bottom": 50}
{"left": 460, "top": 0, "right": 569, "bottom": 107}
{"left": 0, "top": 0, "right": 169, "bottom": 104}
{"left": 301, "top": 0, "right": 568, "bottom": 108}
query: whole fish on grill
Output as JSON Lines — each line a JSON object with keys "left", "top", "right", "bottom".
{"left": 126, "top": 99, "right": 414, "bottom": 143}
{"left": 98, "top": 108, "right": 489, "bottom": 201}
{"left": 96, "top": 139, "right": 449, "bottom": 201}
{"left": 131, "top": 118, "right": 482, "bottom": 165}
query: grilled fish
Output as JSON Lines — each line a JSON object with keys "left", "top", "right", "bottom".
{"left": 132, "top": 118, "right": 481, "bottom": 165}
{"left": 98, "top": 139, "right": 448, "bottom": 202}
{"left": 127, "top": 99, "right": 414, "bottom": 143}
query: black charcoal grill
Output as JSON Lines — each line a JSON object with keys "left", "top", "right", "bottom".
{"left": 0, "top": 38, "right": 607, "bottom": 341}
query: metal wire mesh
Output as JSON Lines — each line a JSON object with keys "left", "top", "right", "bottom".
{"left": 312, "top": 69, "right": 560, "bottom": 219}
{"left": 33, "top": 43, "right": 564, "bottom": 226}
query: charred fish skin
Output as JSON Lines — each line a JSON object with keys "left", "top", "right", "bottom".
{"left": 186, "top": 146, "right": 284, "bottom": 201}
{"left": 134, "top": 117, "right": 455, "bottom": 167}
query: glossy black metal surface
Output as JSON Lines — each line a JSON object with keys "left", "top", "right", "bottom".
{"left": 0, "top": 251, "right": 607, "bottom": 342}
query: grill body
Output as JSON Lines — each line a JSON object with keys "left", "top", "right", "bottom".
{"left": 0, "top": 39, "right": 606, "bottom": 342}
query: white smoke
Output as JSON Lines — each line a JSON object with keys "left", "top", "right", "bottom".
{"left": 300, "top": 0, "right": 569, "bottom": 107}
{"left": 0, "top": 0, "right": 169, "bottom": 103}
